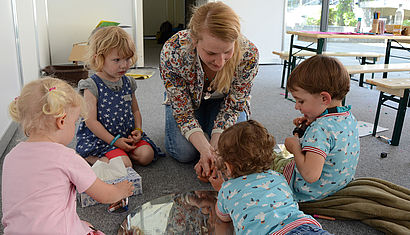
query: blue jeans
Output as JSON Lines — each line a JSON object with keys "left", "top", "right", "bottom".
{"left": 285, "top": 224, "right": 333, "bottom": 235}
{"left": 164, "top": 98, "right": 247, "bottom": 163}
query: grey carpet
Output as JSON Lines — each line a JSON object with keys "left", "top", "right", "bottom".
{"left": 1, "top": 41, "right": 410, "bottom": 234}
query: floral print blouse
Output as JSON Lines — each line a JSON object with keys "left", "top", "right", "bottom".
{"left": 160, "top": 30, "right": 259, "bottom": 139}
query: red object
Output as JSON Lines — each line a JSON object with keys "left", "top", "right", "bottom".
{"left": 313, "top": 214, "right": 336, "bottom": 221}
{"left": 105, "top": 140, "right": 150, "bottom": 159}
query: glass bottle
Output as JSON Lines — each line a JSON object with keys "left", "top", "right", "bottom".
{"left": 355, "top": 18, "right": 362, "bottom": 33}
{"left": 393, "top": 4, "right": 404, "bottom": 35}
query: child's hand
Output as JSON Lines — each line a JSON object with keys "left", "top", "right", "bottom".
{"left": 130, "top": 129, "right": 142, "bottom": 143}
{"left": 285, "top": 136, "right": 302, "bottom": 154}
{"left": 293, "top": 116, "right": 308, "bottom": 126}
{"left": 115, "top": 180, "right": 134, "bottom": 198}
{"left": 209, "top": 170, "right": 224, "bottom": 191}
{"left": 115, "top": 137, "right": 136, "bottom": 152}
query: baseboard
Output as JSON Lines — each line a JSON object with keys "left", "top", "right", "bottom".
{"left": 0, "top": 122, "right": 18, "bottom": 157}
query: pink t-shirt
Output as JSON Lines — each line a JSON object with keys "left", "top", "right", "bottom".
{"left": 2, "top": 142, "right": 97, "bottom": 235}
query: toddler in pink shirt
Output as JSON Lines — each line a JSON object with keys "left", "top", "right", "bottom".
{"left": 2, "top": 77, "right": 134, "bottom": 234}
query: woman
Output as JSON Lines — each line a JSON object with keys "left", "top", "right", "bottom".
{"left": 160, "top": 2, "right": 259, "bottom": 181}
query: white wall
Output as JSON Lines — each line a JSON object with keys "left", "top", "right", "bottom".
{"left": 35, "top": 0, "right": 51, "bottom": 69}
{"left": 16, "top": 0, "right": 41, "bottom": 84}
{"left": 0, "top": 0, "right": 25, "bottom": 154}
{"left": 222, "top": 0, "right": 284, "bottom": 64}
{"left": 47, "top": 0, "right": 144, "bottom": 66}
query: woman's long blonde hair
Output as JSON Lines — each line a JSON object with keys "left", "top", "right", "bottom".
{"left": 9, "top": 77, "right": 87, "bottom": 137}
{"left": 189, "top": 2, "right": 243, "bottom": 93}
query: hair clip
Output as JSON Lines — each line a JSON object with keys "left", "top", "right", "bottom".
{"left": 48, "top": 87, "right": 56, "bottom": 92}
{"left": 14, "top": 96, "right": 19, "bottom": 101}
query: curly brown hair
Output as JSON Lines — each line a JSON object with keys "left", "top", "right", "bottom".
{"left": 216, "top": 120, "right": 276, "bottom": 178}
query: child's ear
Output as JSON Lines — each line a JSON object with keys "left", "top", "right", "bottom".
{"left": 56, "top": 114, "right": 67, "bottom": 130}
{"left": 320, "top": 91, "right": 332, "bottom": 105}
{"left": 224, "top": 162, "right": 233, "bottom": 177}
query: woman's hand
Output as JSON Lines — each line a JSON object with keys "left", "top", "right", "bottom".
{"left": 114, "top": 137, "right": 136, "bottom": 152}
{"left": 194, "top": 146, "right": 216, "bottom": 179}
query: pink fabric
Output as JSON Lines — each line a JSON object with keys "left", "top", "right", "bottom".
{"left": 301, "top": 31, "right": 368, "bottom": 35}
{"left": 2, "top": 142, "right": 97, "bottom": 235}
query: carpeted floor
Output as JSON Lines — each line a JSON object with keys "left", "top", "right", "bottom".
{"left": 1, "top": 40, "right": 410, "bottom": 234}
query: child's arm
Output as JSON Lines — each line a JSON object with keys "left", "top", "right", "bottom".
{"left": 83, "top": 89, "right": 135, "bottom": 151}
{"left": 85, "top": 178, "right": 134, "bottom": 204}
{"left": 285, "top": 136, "right": 325, "bottom": 183}
{"left": 129, "top": 94, "right": 143, "bottom": 142}
{"left": 215, "top": 201, "right": 232, "bottom": 222}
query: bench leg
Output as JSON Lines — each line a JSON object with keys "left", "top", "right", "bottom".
{"left": 285, "top": 55, "right": 297, "bottom": 99}
{"left": 281, "top": 60, "right": 288, "bottom": 89}
{"left": 372, "top": 91, "right": 384, "bottom": 137}
{"left": 359, "top": 57, "right": 366, "bottom": 87}
{"left": 390, "top": 89, "right": 409, "bottom": 146}
{"left": 285, "top": 35, "right": 295, "bottom": 99}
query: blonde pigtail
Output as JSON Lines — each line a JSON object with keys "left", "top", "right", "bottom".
{"left": 42, "top": 86, "right": 67, "bottom": 118}
{"left": 12, "top": 77, "right": 86, "bottom": 137}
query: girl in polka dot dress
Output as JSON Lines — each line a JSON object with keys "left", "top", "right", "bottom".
{"left": 76, "top": 26, "right": 163, "bottom": 167}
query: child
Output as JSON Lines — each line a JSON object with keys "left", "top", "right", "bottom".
{"left": 209, "top": 120, "right": 331, "bottom": 235}
{"left": 2, "top": 77, "right": 134, "bottom": 234}
{"left": 284, "top": 55, "right": 360, "bottom": 202}
{"left": 76, "top": 26, "right": 163, "bottom": 167}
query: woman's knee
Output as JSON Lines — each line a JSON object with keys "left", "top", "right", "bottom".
{"left": 166, "top": 143, "right": 198, "bottom": 163}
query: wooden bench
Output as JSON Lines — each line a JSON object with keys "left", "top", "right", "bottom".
{"left": 346, "top": 63, "right": 410, "bottom": 74}
{"left": 345, "top": 63, "right": 410, "bottom": 87}
{"left": 366, "top": 78, "right": 410, "bottom": 146}
{"left": 272, "top": 50, "right": 385, "bottom": 88}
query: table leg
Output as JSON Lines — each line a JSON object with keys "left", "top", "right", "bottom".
{"left": 317, "top": 38, "right": 324, "bottom": 54}
{"left": 285, "top": 34, "right": 295, "bottom": 99}
{"left": 359, "top": 57, "right": 366, "bottom": 87}
{"left": 372, "top": 91, "right": 384, "bottom": 137}
{"left": 383, "top": 39, "right": 392, "bottom": 79}
{"left": 390, "top": 89, "right": 409, "bottom": 146}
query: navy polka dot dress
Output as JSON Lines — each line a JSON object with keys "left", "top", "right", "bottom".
{"left": 76, "top": 74, "right": 164, "bottom": 159}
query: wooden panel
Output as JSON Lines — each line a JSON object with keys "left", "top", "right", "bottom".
{"left": 367, "top": 78, "right": 410, "bottom": 98}
{"left": 345, "top": 63, "right": 410, "bottom": 74}
{"left": 272, "top": 51, "right": 384, "bottom": 60}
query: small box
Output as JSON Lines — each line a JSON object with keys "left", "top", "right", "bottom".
{"left": 69, "top": 42, "right": 89, "bottom": 63}
{"left": 371, "top": 19, "right": 379, "bottom": 34}
{"left": 386, "top": 24, "right": 394, "bottom": 33}
{"left": 77, "top": 167, "right": 142, "bottom": 207}
{"left": 392, "top": 24, "right": 402, "bottom": 35}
